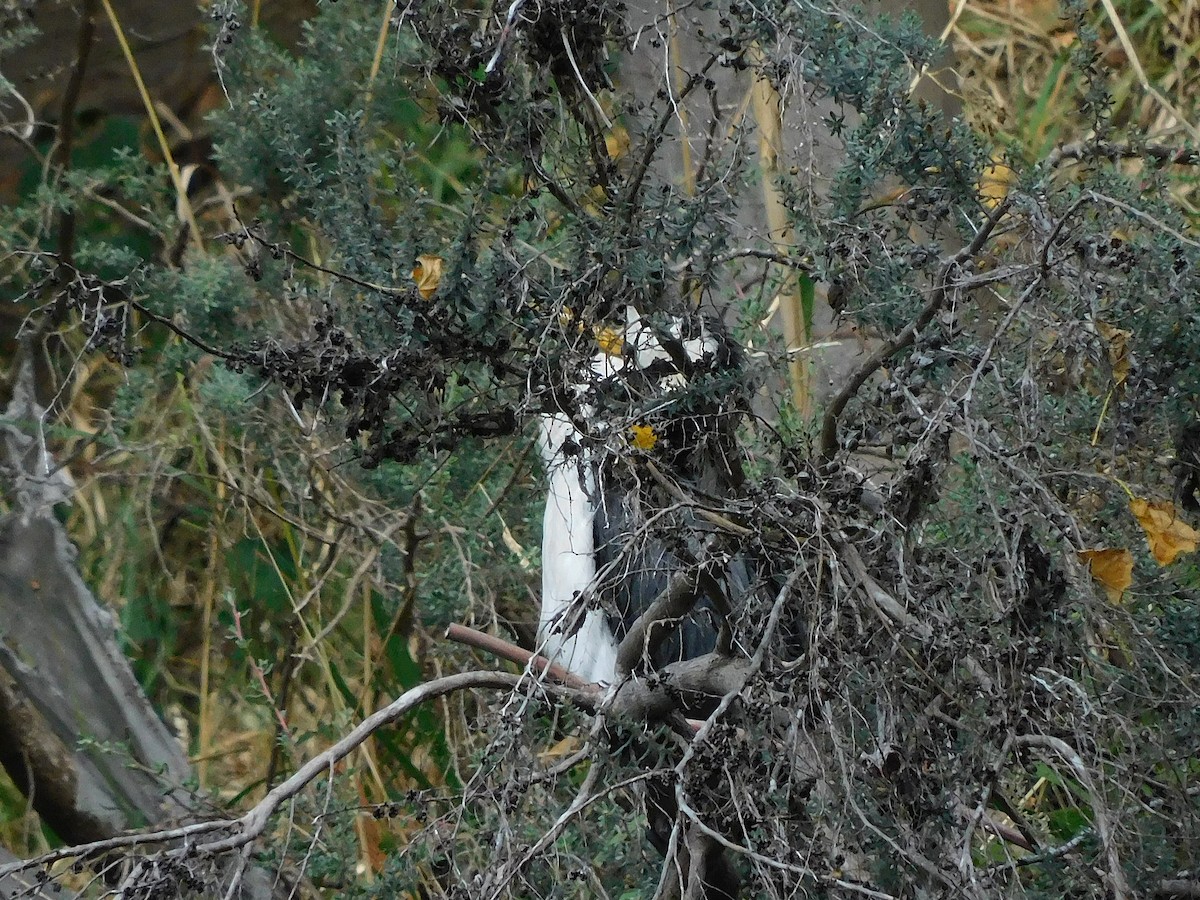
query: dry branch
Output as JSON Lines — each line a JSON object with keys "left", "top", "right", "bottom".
{"left": 0, "top": 671, "right": 585, "bottom": 886}
{"left": 818, "top": 195, "right": 1015, "bottom": 460}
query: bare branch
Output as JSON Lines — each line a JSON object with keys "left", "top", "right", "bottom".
{"left": 614, "top": 546, "right": 718, "bottom": 677}
{"left": 444, "top": 623, "right": 598, "bottom": 691}
{"left": 818, "top": 195, "right": 1015, "bottom": 460}
{"left": 1046, "top": 140, "right": 1200, "bottom": 169}
{"left": 0, "top": 671, "right": 589, "bottom": 880}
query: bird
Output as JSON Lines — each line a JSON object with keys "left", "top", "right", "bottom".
{"left": 535, "top": 304, "right": 741, "bottom": 685}
{"left": 535, "top": 303, "right": 749, "bottom": 900}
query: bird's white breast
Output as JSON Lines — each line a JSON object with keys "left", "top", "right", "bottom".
{"left": 536, "top": 412, "right": 619, "bottom": 685}
{"left": 534, "top": 306, "right": 717, "bottom": 685}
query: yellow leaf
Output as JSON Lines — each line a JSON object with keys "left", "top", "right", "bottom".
{"left": 411, "top": 254, "right": 444, "bottom": 300}
{"left": 605, "top": 125, "right": 630, "bottom": 161}
{"left": 594, "top": 325, "right": 624, "bottom": 356}
{"left": 1078, "top": 548, "right": 1133, "bottom": 603}
{"left": 557, "top": 306, "right": 589, "bottom": 335}
{"left": 1096, "top": 321, "right": 1132, "bottom": 385}
{"left": 629, "top": 423, "right": 658, "bottom": 451}
{"left": 1130, "top": 497, "right": 1200, "bottom": 565}
{"left": 581, "top": 184, "right": 609, "bottom": 217}
{"left": 979, "top": 158, "right": 1015, "bottom": 210}
{"left": 538, "top": 735, "right": 582, "bottom": 763}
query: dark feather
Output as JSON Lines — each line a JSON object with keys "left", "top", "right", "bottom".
{"left": 592, "top": 471, "right": 721, "bottom": 668}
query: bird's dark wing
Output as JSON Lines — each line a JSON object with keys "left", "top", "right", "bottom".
{"left": 592, "top": 469, "right": 722, "bottom": 668}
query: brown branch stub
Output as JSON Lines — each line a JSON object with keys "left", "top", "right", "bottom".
{"left": 443, "top": 623, "right": 596, "bottom": 691}
{"left": 443, "top": 625, "right": 750, "bottom": 724}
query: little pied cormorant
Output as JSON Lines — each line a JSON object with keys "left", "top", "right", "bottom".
{"left": 536, "top": 305, "right": 747, "bottom": 685}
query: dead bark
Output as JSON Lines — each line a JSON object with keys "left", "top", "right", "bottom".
{"left": 0, "top": 359, "right": 279, "bottom": 898}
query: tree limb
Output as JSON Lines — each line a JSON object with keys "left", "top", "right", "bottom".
{"left": 444, "top": 623, "right": 597, "bottom": 691}
{"left": 818, "top": 195, "right": 1014, "bottom": 461}
{"left": 0, "top": 671, "right": 590, "bottom": 882}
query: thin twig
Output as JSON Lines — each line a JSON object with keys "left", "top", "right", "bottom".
{"left": 621, "top": 55, "right": 719, "bottom": 221}
{"left": 1015, "top": 734, "right": 1131, "bottom": 900}
{"left": 98, "top": 0, "right": 202, "bottom": 250}
{"left": 53, "top": 0, "right": 98, "bottom": 271}
{"left": 560, "top": 26, "right": 612, "bottom": 128}
{"left": 818, "top": 195, "right": 1015, "bottom": 460}
{"left": 237, "top": 223, "right": 412, "bottom": 296}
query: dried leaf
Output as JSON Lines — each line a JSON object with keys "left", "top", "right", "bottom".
{"left": 629, "top": 423, "right": 658, "bottom": 451}
{"left": 500, "top": 523, "right": 532, "bottom": 571}
{"left": 539, "top": 735, "right": 582, "bottom": 762}
{"left": 1130, "top": 497, "right": 1200, "bottom": 565}
{"left": 605, "top": 125, "right": 630, "bottom": 161}
{"left": 411, "top": 254, "right": 444, "bottom": 300}
{"left": 1078, "top": 548, "right": 1133, "bottom": 603}
{"left": 979, "top": 158, "right": 1015, "bottom": 210}
{"left": 1096, "top": 321, "right": 1132, "bottom": 385}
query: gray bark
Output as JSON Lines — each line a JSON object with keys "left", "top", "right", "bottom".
{"left": 0, "top": 360, "right": 280, "bottom": 898}
{"left": 617, "top": 0, "right": 960, "bottom": 407}
{"left": 0, "top": 845, "right": 68, "bottom": 899}
{"left": 0, "top": 361, "right": 193, "bottom": 845}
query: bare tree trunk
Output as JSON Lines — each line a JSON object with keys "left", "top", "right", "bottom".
{"left": 0, "top": 359, "right": 281, "bottom": 898}
{"left": 616, "top": 0, "right": 959, "bottom": 409}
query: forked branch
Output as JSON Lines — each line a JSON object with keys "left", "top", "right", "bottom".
{"left": 818, "top": 196, "right": 1014, "bottom": 460}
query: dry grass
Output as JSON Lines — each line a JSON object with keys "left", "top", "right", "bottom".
{"left": 950, "top": 0, "right": 1200, "bottom": 166}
